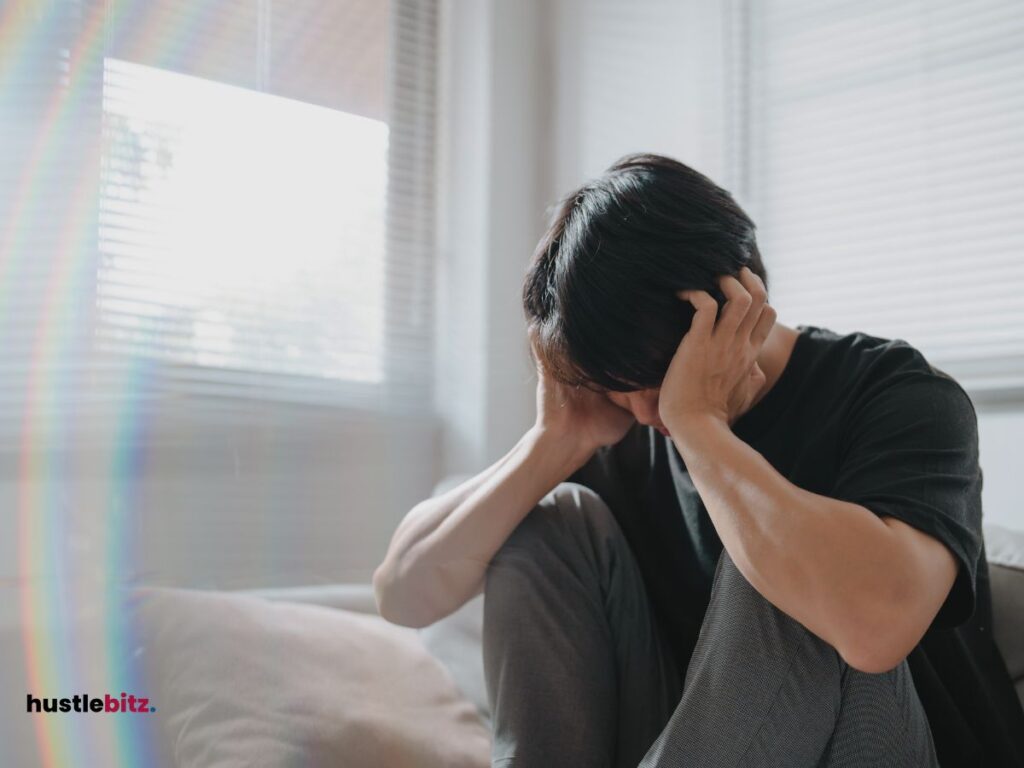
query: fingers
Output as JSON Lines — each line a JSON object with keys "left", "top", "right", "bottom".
{"left": 752, "top": 302, "right": 777, "bottom": 347}
{"left": 715, "top": 271, "right": 753, "bottom": 338}
{"left": 676, "top": 288, "right": 717, "bottom": 338}
{"left": 714, "top": 266, "right": 776, "bottom": 353}
{"left": 679, "top": 266, "right": 776, "bottom": 354}
{"left": 734, "top": 266, "right": 769, "bottom": 342}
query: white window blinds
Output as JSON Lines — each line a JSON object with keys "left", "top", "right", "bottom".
{"left": 737, "top": 0, "right": 1024, "bottom": 395}
{"left": 3, "top": 0, "right": 438, "bottom": 423}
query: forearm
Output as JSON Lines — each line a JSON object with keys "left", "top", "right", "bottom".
{"left": 380, "top": 433, "right": 527, "bottom": 562}
{"left": 374, "top": 427, "right": 592, "bottom": 628}
{"left": 668, "top": 414, "right": 903, "bottom": 666}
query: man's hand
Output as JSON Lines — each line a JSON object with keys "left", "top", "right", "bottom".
{"left": 658, "top": 266, "right": 777, "bottom": 434}
{"left": 529, "top": 327, "right": 636, "bottom": 457}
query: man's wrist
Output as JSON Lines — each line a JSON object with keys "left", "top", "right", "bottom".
{"left": 525, "top": 425, "right": 595, "bottom": 476}
{"left": 665, "top": 410, "right": 730, "bottom": 451}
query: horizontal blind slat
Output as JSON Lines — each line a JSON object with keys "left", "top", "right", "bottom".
{"left": 747, "top": 0, "right": 1024, "bottom": 392}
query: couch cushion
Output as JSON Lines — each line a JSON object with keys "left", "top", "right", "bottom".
{"left": 130, "top": 586, "right": 490, "bottom": 768}
{"left": 239, "top": 583, "right": 379, "bottom": 615}
{"left": 985, "top": 525, "right": 1024, "bottom": 710}
{"left": 421, "top": 474, "right": 489, "bottom": 724}
{"left": 420, "top": 594, "right": 489, "bottom": 728}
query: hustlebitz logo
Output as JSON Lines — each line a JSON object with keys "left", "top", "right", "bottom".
{"left": 27, "top": 692, "right": 156, "bottom": 714}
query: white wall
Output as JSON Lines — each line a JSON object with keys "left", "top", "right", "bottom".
{"left": 0, "top": 409, "right": 438, "bottom": 593}
{"left": 434, "top": 0, "right": 548, "bottom": 474}
{"left": 547, "top": 0, "right": 729, "bottom": 196}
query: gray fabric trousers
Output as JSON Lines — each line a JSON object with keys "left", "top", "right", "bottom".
{"left": 482, "top": 482, "right": 939, "bottom": 767}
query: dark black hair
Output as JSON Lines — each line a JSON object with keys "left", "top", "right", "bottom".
{"left": 522, "top": 152, "right": 767, "bottom": 392}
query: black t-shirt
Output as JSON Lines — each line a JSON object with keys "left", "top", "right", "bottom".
{"left": 567, "top": 324, "right": 1024, "bottom": 767}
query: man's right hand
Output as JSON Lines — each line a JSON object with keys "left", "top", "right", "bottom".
{"left": 530, "top": 334, "right": 636, "bottom": 459}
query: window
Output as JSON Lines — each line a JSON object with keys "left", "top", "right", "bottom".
{"left": 100, "top": 60, "right": 389, "bottom": 391}
{"left": 3, "top": 0, "right": 438, "bottom": 423}
{"left": 733, "top": 0, "right": 1024, "bottom": 395}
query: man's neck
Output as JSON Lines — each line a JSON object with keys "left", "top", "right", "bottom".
{"left": 748, "top": 322, "right": 801, "bottom": 412}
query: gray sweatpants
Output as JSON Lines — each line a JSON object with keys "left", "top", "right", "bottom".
{"left": 482, "top": 482, "right": 939, "bottom": 767}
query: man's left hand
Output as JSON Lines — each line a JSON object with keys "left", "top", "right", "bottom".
{"left": 658, "top": 265, "right": 777, "bottom": 434}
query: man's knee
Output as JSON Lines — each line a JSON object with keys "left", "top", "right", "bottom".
{"left": 484, "top": 482, "right": 622, "bottom": 601}
{"left": 484, "top": 483, "right": 624, "bottom": 639}
{"left": 498, "top": 481, "right": 618, "bottom": 555}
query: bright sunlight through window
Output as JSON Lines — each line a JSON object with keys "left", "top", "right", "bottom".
{"left": 98, "top": 58, "right": 389, "bottom": 384}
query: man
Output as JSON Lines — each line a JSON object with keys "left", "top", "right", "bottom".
{"left": 374, "top": 154, "right": 1024, "bottom": 766}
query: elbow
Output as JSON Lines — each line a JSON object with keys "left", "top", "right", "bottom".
{"left": 372, "top": 560, "right": 412, "bottom": 626}
{"left": 372, "top": 559, "right": 438, "bottom": 629}
{"left": 835, "top": 602, "right": 918, "bottom": 675}
{"left": 839, "top": 639, "right": 908, "bottom": 675}
{"left": 372, "top": 561, "right": 394, "bottom": 620}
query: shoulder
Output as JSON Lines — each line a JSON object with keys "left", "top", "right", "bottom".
{"left": 801, "top": 325, "right": 977, "bottom": 425}
{"left": 802, "top": 329, "right": 979, "bottom": 470}
{"left": 802, "top": 324, "right": 945, "bottom": 382}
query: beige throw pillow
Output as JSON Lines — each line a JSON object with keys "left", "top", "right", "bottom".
{"left": 130, "top": 586, "right": 491, "bottom": 768}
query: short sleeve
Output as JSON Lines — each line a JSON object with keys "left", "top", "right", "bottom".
{"left": 830, "top": 370, "right": 984, "bottom": 629}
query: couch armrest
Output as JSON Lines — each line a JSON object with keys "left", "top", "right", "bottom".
{"left": 237, "top": 583, "right": 379, "bottom": 615}
{"left": 984, "top": 524, "right": 1024, "bottom": 710}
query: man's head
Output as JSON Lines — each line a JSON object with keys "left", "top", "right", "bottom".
{"left": 522, "top": 153, "right": 767, "bottom": 406}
